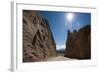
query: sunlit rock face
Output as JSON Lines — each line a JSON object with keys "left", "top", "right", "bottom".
{"left": 64, "top": 25, "right": 91, "bottom": 59}
{"left": 23, "top": 10, "right": 56, "bottom": 62}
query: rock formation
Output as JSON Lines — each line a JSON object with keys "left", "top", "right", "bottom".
{"left": 64, "top": 25, "right": 91, "bottom": 59}
{"left": 23, "top": 10, "right": 56, "bottom": 62}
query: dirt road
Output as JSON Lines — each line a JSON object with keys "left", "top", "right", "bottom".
{"left": 45, "top": 56, "right": 76, "bottom": 61}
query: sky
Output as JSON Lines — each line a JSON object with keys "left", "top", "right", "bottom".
{"left": 40, "top": 11, "right": 91, "bottom": 50}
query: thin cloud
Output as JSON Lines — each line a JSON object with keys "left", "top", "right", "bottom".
{"left": 56, "top": 44, "right": 66, "bottom": 50}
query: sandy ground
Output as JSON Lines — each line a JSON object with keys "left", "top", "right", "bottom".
{"left": 45, "top": 56, "right": 76, "bottom": 61}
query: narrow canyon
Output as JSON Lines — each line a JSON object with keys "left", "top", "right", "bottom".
{"left": 23, "top": 10, "right": 91, "bottom": 62}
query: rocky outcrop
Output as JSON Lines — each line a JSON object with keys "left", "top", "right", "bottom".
{"left": 64, "top": 25, "right": 91, "bottom": 59}
{"left": 23, "top": 10, "right": 56, "bottom": 62}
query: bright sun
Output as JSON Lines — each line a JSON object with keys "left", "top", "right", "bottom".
{"left": 67, "top": 13, "right": 74, "bottom": 22}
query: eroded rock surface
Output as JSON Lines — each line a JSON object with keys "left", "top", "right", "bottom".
{"left": 64, "top": 25, "right": 91, "bottom": 59}
{"left": 23, "top": 10, "right": 56, "bottom": 62}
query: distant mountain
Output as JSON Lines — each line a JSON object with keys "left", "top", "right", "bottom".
{"left": 64, "top": 25, "right": 91, "bottom": 59}
{"left": 57, "top": 48, "right": 65, "bottom": 53}
{"left": 23, "top": 10, "right": 56, "bottom": 62}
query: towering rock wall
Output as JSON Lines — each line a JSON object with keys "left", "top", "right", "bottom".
{"left": 23, "top": 10, "right": 56, "bottom": 62}
{"left": 64, "top": 25, "right": 91, "bottom": 59}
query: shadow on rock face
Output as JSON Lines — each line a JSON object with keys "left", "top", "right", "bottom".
{"left": 64, "top": 25, "right": 91, "bottom": 59}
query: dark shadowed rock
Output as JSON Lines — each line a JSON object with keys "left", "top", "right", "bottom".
{"left": 23, "top": 10, "right": 56, "bottom": 62}
{"left": 64, "top": 25, "right": 91, "bottom": 59}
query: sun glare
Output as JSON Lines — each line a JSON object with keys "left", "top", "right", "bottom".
{"left": 67, "top": 13, "right": 74, "bottom": 22}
